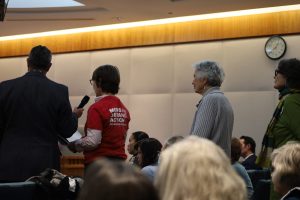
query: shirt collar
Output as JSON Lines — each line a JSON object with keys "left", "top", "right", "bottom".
{"left": 202, "top": 86, "right": 222, "bottom": 97}
{"left": 280, "top": 187, "right": 300, "bottom": 200}
{"left": 244, "top": 153, "right": 254, "bottom": 160}
{"left": 25, "top": 70, "right": 46, "bottom": 78}
{"left": 94, "top": 95, "right": 113, "bottom": 102}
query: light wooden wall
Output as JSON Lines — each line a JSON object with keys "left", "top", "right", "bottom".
{"left": 2, "top": 34, "right": 300, "bottom": 155}
{"left": 0, "top": 10, "right": 300, "bottom": 57}
{"left": 1, "top": 10, "right": 300, "bottom": 157}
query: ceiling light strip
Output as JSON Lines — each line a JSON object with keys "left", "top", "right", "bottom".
{"left": 8, "top": 0, "right": 83, "bottom": 8}
{"left": 1, "top": 4, "right": 300, "bottom": 41}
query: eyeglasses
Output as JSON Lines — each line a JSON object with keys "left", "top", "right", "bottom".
{"left": 275, "top": 69, "right": 281, "bottom": 76}
{"left": 89, "top": 79, "right": 93, "bottom": 85}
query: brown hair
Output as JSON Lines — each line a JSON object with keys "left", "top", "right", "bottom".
{"left": 92, "top": 64, "right": 120, "bottom": 94}
{"left": 78, "top": 159, "right": 159, "bottom": 200}
{"left": 231, "top": 137, "right": 242, "bottom": 163}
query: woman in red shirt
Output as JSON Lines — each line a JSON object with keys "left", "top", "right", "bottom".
{"left": 69, "top": 65, "right": 130, "bottom": 167}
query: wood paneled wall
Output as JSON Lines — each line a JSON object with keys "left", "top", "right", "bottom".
{"left": 0, "top": 10, "right": 300, "bottom": 58}
{"left": 61, "top": 156, "right": 84, "bottom": 177}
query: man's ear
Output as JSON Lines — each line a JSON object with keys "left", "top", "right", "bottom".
{"left": 26, "top": 58, "right": 29, "bottom": 64}
{"left": 246, "top": 144, "right": 251, "bottom": 150}
{"left": 45, "top": 63, "right": 52, "bottom": 72}
{"left": 27, "top": 58, "right": 32, "bottom": 71}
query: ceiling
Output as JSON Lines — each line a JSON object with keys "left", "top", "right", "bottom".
{"left": 0, "top": 0, "right": 300, "bottom": 37}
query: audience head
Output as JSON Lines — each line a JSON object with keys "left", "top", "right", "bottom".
{"left": 136, "top": 138, "right": 162, "bottom": 168}
{"left": 78, "top": 159, "right": 159, "bottom": 200}
{"left": 231, "top": 137, "right": 242, "bottom": 164}
{"left": 27, "top": 45, "right": 52, "bottom": 71}
{"left": 271, "top": 142, "right": 300, "bottom": 196}
{"left": 127, "top": 131, "right": 149, "bottom": 155}
{"left": 163, "top": 136, "right": 184, "bottom": 150}
{"left": 156, "top": 136, "right": 246, "bottom": 200}
{"left": 91, "top": 64, "right": 120, "bottom": 95}
{"left": 192, "top": 60, "right": 225, "bottom": 94}
{"left": 276, "top": 58, "right": 300, "bottom": 89}
{"left": 239, "top": 135, "right": 256, "bottom": 158}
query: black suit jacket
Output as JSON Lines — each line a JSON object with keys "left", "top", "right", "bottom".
{"left": 0, "top": 71, "right": 78, "bottom": 182}
{"left": 241, "top": 154, "right": 261, "bottom": 170}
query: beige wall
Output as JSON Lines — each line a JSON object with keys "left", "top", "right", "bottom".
{"left": 1, "top": 34, "right": 300, "bottom": 155}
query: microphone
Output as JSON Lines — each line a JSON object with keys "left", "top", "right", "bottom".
{"left": 77, "top": 95, "right": 90, "bottom": 108}
{"left": 58, "top": 95, "right": 90, "bottom": 145}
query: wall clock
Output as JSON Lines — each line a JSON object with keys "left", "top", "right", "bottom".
{"left": 265, "top": 36, "right": 287, "bottom": 60}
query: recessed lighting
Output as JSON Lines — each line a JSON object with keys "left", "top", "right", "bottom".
{"left": 1, "top": 4, "right": 300, "bottom": 41}
{"left": 7, "top": 0, "right": 84, "bottom": 9}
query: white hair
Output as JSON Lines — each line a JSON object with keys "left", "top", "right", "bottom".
{"left": 155, "top": 136, "right": 247, "bottom": 200}
{"left": 271, "top": 142, "right": 300, "bottom": 193}
{"left": 193, "top": 60, "right": 225, "bottom": 87}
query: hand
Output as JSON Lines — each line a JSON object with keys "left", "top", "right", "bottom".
{"left": 73, "top": 107, "right": 84, "bottom": 118}
{"left": 68, "top": 141, "right": 77, "bottom": 153}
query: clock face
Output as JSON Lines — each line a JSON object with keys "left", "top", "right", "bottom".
{"left": 265, "top": 36, "right": 287, "bottom": 60}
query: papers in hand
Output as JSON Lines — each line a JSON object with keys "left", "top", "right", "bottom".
{"left": 67, "top": 130, "right": 82, "bottom": 142}
{"left": 58, "top": 130, "right": 82, "bottom": 145}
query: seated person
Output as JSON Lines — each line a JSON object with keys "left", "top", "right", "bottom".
{"left": 136, "top": 138, "right": 162, "bottom": 182}
{"left": 271, "top": 142, "right": 300, "bottom": 200}
{"left": 155, "top": 136, "right": 247, "bottom": 200}
{"left": 239, "top": 135, "right": 261, "bottom": 170}
{"left": 77, "top": 158, "right": 159, "bottom": 200}
{"left": 231, "top": 137, "right": 254, "bottom": 200}
{"left": 162, "top": 135, "right": 184, "bottom": 150}
{"left": 127, "top": 131, "right": 149, "bottom": 165}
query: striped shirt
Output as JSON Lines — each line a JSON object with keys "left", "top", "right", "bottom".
{"left": 190, "top": 87, "right": 234, "bottom": 157}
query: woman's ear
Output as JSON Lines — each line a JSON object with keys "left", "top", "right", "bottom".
{"left": 95, "top": 79, "right": 101, "bottom": 88}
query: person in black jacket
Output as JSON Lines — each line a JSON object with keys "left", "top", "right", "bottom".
{"left": 239, "top": 135, "right": 261, "bottom": 170}
{"left": 0, "top": 45, "right": 83, "bottom": 182}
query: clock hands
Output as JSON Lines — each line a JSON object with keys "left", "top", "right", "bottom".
{"left": 265, "top": 36, "right": 286, "bottom": 60}
{"left": 272, "top": 40, "right": 279, "bottom": 51}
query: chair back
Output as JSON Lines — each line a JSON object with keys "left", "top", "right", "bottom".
{"left": 247, "top": 169, "right": 271, "bottom": 200}
{"left": 0, "top": 181, "right": 37, "bottom": 200}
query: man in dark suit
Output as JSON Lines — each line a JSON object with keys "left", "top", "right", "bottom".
{"left": 0, "top": 45, "right": 83, "bottom": 182}
{"left": 239, "top": 136, "right": 261, "bottom": 170}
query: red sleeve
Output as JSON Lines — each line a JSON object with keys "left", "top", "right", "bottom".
{"left": 86, "top": 106, "right": 103, "bottom": 131}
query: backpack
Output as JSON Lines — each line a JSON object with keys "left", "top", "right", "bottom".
{"left": 27, "top": 168, "right": 83, "bottom": 200}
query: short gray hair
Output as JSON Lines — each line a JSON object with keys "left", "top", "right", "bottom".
{"left": 163, "top": 136, "right": 184, "bottom": 150}
{"left": 271, "top": 142, "right": 300, "bottom": 191}
{"left": 193, "top": 60, "right": 225, "bottom": 87}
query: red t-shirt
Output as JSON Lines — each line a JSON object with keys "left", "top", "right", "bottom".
{"left": 83, "top": 96, "right": 130, "bottom": 164}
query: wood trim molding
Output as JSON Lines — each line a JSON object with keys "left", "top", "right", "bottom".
{"left": 0, "top": 10, "right": 300, "bottom": 58}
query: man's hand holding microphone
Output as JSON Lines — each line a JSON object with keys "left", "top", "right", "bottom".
{"left": 68, "top": 95, "right": 90, "bottom": 153}
{"left": 73, "top": 95, "right": 90, "bottom": 118}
